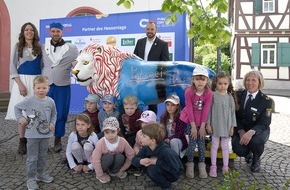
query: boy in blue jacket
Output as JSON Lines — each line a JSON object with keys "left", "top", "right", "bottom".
{"left": 132, "top": 122, "right": 184, "bottom": 190}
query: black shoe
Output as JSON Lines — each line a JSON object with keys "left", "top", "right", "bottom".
{"left": 144, "top": 180, "right": 158, "bottom": 188}
{"left": 251, "top": 160, "right": 261, "bottom": 173}
{"left": 245, "top": 152, "right": 253, "bottom": 164}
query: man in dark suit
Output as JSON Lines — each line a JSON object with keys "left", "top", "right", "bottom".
{"left": 133, "top": 21, "right": 169, "bottom": 114}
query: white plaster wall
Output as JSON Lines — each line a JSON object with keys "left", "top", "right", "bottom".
{"left": 279, "top": 67, "right": 290, "bottom": 79}
{"left": 240, "top": 2, "right": 253, "bottom": 14}
{"left": 261, "top": 68, "right": 277, "bottom": 79}
{"left": 4, "top": 0, "right": 164, "bottom": 49}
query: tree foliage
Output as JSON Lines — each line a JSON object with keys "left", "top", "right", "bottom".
{"left": 195, "top": 43, "right": 231, "bottom": 73}
{"left": 116, "top": 0, "right": 231, "bottom": 46}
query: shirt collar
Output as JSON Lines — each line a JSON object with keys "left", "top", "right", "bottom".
{"left": 247, "top": 90, "right": 259, "bottom": 99}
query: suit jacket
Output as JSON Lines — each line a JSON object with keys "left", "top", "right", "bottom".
{"left": 133, "top": 37, "right": 169, "bottom": 61}
{"left": 235, "top": 89, "right": 272, "bottom": 135}
{"left": 42, "top": 42, "right": 78, "bottom": 86}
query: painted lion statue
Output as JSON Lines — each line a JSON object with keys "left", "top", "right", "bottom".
{"left": 72, "top": 43, "right": 215, "bottom": 108}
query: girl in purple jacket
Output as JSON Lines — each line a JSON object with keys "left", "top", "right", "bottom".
{"left": 160, "top": 95, "right": 188, "bottom": 158}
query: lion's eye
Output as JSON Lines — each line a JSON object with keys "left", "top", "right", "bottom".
{"left": 83, "top": 60, "right": 89, "bottom": 65}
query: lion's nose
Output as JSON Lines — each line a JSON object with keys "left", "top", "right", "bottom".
{"left": 72, "top": 70, "right": 79, "bottom": 75}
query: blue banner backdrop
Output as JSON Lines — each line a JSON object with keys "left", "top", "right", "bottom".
{"left": 40, "top": 10, "right": 189, "bottom": 116}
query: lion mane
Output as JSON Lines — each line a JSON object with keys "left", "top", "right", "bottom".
{"left": 81, "top": 44, "right": 138, "bottom": 98}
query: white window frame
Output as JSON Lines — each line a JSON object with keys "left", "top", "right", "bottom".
{"left": 261, "top": 43, "right": 276, "bottom": 67}
{"left": 263, "top": 0, "right": 275, "bottom": 13}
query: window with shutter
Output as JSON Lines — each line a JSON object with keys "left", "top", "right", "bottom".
{"left": 278, "top": 43, "right": 290, "bottom": 67}
{"left": 251, "top": 43, "right": 260, "bottom": 67}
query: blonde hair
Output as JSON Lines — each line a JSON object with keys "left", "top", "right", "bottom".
{"left": 74, "top": 113, "right": 94, "bottom": 135}
{"left": 123, "top": 95, "right": 138, "bottom": 106}
{"left": 33, "top": 76, "right": 49, "bottom": 87}
{"left": 142, "top": 123, "right": 166, "bottom": 144}
{"left": 243, "top": 70, "right": 264, "bottom": 90}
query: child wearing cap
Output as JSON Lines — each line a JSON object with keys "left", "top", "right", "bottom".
{"left": 132, "top": 110, "right": 157, "bottom": 177}
{"left": 66, "top": 113, "right": 99, "bottom": 174}
{"left": 180, "top": 66, "right": 213, "bottom": 179}
{"left": 91, "top": 117, "right": 135, "bottom": 184}
{"left": 83, "top": 94, "right": 101, "bottom": 134}
{"left": 98, "top": 94, "right": 119, "bottom": 138}
{"left": 119, "top": 95, "right": 143, "bottom": 147}
{"left": 132, "top": 123, "right": 184, "bottom": 190}
{"left": 160, "top": 95, "right": 188, "bottom": 158}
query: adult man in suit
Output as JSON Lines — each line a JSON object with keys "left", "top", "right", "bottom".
{"left": 134, "top": 21, "right": 169, "bottom": 114}
{"left": 42, "top": 22, "right": 78, "bottom": 152}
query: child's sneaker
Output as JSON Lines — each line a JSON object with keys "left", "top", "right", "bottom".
{"left": 222, "top": 166, "right": 229, "bottom": 174}
{"left": 133, "top": 169, "right": 143, "bottom": 177}
{"left": 27, "top": 178, "right": 39, "bottom": 190}
{"left": 119, "top": 171, "right": 127, "bottom": 179}
{"left": 35, "top": 173, "right": 54, "bottom": 183}
{"left": 209, "top": 166, "right": 217, "bottom": 177}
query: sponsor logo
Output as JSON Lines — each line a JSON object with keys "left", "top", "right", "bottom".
{"left": 121, "top": 38, "right": 135, "bottom": 46}
{"left": 75, "top": 38, "right": 86, "bottom": 45}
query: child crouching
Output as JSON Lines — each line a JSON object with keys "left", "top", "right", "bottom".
{"left": 91, "top": 117, "right": 135, "bottom": 184}
{"left": 132, "top": 123, "right": 184, "bottom": 190}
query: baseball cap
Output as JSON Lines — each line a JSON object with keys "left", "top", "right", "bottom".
{"left": 192, "top": 66, "right": 209, "bottom": 77}
{"left": 102, "top": 117, "right": 119, "bottom": 131}
{"left": 137, "top": 110, "right": 157, "bottom": 123}
{"left": 165, "top": 95, "right": 180, "bottom": 105}
{"left": 85, "top": 94, "right": 100, "bottom": 104}
{"left": 101, "top": 94, "right": 116, "bottom": 104}
{"left": 49, "top": 22, "right": 63, "bottom": 30}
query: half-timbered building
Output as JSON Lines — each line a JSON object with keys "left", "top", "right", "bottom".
{"left": 229, "top": 0, "right": 290, "bottom": 90}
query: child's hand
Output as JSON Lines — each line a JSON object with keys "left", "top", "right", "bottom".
{"left": 82, "top": 165, "right": 92, "bottom": 173}
{"left": 164, "top": 138, "right": 170, "bottom": 144}
{"left": 230, "top": 127, "right": 234, "bottom": 137}
{"left": 149, "top": 157, "right": 157, "bottom": 165}
{"left": 191, "top": 127, "right": 198, "bottom": 140}
{"left": 199, "top": 126, "right": 206, "bottom": 139}
{"left": 73, "top": 165, "right": 83, "bottom": 173}
{"left": 206, "top": 124, "right": 213, "bottom": 134}
{"left": 49, "top": 124, "right": 55, "bottom": 131}
{"left": 19, "top": 117, "right": 28, "bottom": 126}
{"left": 140, "top": 158, "right": 151, "bottom": 167}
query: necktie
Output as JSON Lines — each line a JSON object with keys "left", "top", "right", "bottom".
{"left": 244, "top": 94, "right": 252, "bottom": 109}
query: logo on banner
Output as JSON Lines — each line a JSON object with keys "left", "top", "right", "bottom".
{"left": 121, "top": 38, "right": 135, "bottom": 46}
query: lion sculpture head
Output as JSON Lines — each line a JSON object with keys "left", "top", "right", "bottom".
{"left": 72, "top": 43, "right": 139, "bottom": 98}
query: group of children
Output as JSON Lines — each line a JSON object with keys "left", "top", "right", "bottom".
{"left": 15, "top": 66, "right": 237, "bottom": 190}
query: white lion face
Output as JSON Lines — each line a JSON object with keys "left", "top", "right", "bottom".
{"left": 72, "top": 53, "right": 94, "bottom": 86}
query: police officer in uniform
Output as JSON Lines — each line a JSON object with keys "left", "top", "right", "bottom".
{"left": 232, "top": 70, "right": 272, "bottom": 173}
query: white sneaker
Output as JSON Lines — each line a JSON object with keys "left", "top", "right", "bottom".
{"left": 35, "top": 173, "right": 54, "bottom": 183}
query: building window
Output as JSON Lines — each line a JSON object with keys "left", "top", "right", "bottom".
{"left": 261, "top": 44, "right": 276, "bottom": 66}
{"left": 263, "top": 0, "right": 274, "bottom": 13}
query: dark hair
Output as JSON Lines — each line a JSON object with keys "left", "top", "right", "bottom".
{"left": 142, "top": 123, "right": 166, "bottom": 144}
{"left": 74, "top": 113, "right": 94, "bottom": 135}
{"left": 18, "top": 22, "right": 42, "bottom": 58}
{"left": 211, "top": 71, "right": 239, "bottom": 110}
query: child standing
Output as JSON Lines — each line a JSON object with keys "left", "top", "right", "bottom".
{"left": 180, "top": 66, "right": 213, "bottom": 179}
{"left": 133, "top": 110, "right": 157, "bottom": 176}
{"left": 14, "top": 76, "right": 56, "bottom": 190}
{"left": 132, "top": 123, "right": 184, "bottom": 190}
{"left": 83, "top": 94, "right": 101, "bottom": 134}
{"left": 119, "top": 95, "right": 142, "bottom": 147}
{"left": 160, "top": 95, "right": 188, "bottom": 158}
{"left": 91, "top": 117, "right": 135, "bottom": 184}
{"left": 66, "top": 113, "right": 99, "bottom": 173}
{"left": 98, "top": 94, "right": 119, "bottom": 138}
{"left": 207, "top": 72, "right": 237, "bottom": 177}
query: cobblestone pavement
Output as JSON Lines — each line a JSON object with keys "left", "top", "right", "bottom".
{"left": 0, "top": 96, "right": 290, "bottom": 190}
